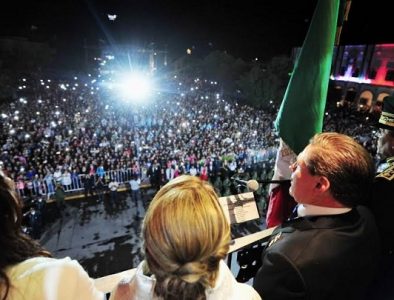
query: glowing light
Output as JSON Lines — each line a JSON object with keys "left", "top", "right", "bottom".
{"left": 117, "top": 72, "right": 152, "bottom": 101}
{"left": 334, "top": 75, "right": 371, "bottom": 84}
{"left": 108, "top": 14, "right": 117, "bottom": 21}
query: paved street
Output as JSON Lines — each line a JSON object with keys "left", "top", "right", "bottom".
{"left": 39, "top": 189, "right": 266, "bottom": 279}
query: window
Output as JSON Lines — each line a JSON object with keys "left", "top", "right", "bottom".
{"left": 385, "top": 69, "right": 394, "bottom": 81}
{"left": 368, "top": 69, "right": 377, "bottom": 79}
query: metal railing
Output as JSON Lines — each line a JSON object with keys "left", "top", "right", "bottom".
{"left": 15, "top": 168, "right": 138, "bottom": 199}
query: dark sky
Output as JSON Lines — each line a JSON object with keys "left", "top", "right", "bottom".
{"left": 0, "top": 1, "right": 392, "bottom": 63}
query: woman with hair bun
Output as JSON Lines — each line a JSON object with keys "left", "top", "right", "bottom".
{"left": 111, "top": 175, "right": 260, "bottom": 300}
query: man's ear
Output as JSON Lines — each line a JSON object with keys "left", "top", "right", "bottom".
{"left": 316, "top": 176, "right": 330, "bottom": 192}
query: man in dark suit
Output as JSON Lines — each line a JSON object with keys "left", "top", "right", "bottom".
{"left": 253, "top": 132, "right": 379, "bottom": 300}
{"left": 147, "top": 159, "right": 161, "bottom": 192}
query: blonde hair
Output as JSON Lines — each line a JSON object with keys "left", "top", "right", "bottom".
{"left": 142, "top": 175, "right": 231, "bottom": 300}
{"left": 305, "top": 132, "right": 375, "bottom": 207}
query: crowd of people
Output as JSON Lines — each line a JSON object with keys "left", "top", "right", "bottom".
{"left": 0, "top": 71, "right": 381, "bottom": 205}
{"left": 1, "top": 69, "right": 393, "bottom": 299}
{"left": 0, "top": 73, "right": 280, "bottom": 201}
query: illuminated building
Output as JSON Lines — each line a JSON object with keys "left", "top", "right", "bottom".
{"left": 329, "top": 44, "right": 394, "bottom": 113}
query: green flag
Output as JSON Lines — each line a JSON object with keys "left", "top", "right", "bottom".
{"left": 274, "top": 0, "right": 341, "bottom": 155}
{"left": 266, "top": 0, "right": 344, "bottom": 228}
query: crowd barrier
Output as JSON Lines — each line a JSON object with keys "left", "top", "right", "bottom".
{"left": 15, "top": 168, "right": 141, "bottom": 200}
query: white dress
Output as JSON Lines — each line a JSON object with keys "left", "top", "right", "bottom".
{"left": 2, "top": 256, "right": 104, "bottom": 300}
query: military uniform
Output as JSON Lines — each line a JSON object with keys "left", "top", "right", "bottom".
{"left": 371, "top": 157, "right": 394, "bottom": 255}
{"left": 365, "top": 95, "right": 394, "bottom": 298}
{"left": 366, "top": 158, "right": 394, "bottom": 299}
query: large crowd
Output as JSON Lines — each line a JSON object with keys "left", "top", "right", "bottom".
{"left": 0, "top": 71, "right": 380, "bottom": 203}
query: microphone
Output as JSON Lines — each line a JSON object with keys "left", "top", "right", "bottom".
{"left": 232, "top": 177, "right": 291, "bottom": 191}
{"left": 233, "top": 179, "right": 259, "bottom": 191}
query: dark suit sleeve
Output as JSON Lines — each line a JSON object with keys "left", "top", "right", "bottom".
{"left": 253, "top": 251, "right": 307, "bottom": 300}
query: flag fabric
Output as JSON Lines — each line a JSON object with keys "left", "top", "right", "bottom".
{"left": 266, "top": 0, "right": 342, "bottom": 228}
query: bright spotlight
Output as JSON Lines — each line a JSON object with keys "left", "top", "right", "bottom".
{"left": 118, "top": 72, "right": 152, "bottom": 101}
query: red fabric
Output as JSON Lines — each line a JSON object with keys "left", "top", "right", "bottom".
{"left": 266, "top": 182, "right": 297, "bottom": 228}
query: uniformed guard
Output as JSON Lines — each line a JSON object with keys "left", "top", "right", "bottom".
{"left": 367, "top": 95, "right": 394, "bottom": 299}
{"left": 372, "top": 95, "right": 394, "bottom": 253}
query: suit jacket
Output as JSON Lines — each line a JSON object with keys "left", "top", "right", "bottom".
{"left": 253, "top": 206, "right": 379, "bottom": 300}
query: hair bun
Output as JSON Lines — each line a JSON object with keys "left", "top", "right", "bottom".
{"left": 176, "top": 261, "right": 207, "bottom": 284}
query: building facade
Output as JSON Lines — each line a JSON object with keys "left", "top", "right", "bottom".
{"left": 329, "top": 44, "right": 394, "bottom": 113}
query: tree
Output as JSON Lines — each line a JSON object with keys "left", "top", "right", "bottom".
{"left": 171, "top": 55, "right": 203, "bottom": 79}
{"left": 200, "top": 51, "right": 248, "bottom": 93}
{"left": 237, "top": 55, "right": 292, "bottom": 108}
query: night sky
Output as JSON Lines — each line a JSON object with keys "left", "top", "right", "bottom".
{"left": 0, "top": 1, "right": 392, "bottom": 64}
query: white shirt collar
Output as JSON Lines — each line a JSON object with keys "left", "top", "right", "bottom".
{"left": 297, "top": 204, "right": 351, "bottom": 217}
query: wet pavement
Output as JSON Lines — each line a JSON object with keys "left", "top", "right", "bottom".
{"left": 39, "top": 189, "right": 266, "bottom": 279}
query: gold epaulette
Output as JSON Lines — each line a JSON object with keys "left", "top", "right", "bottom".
{"left": 376, "top": 163, "right": 394, "bottom": 181}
